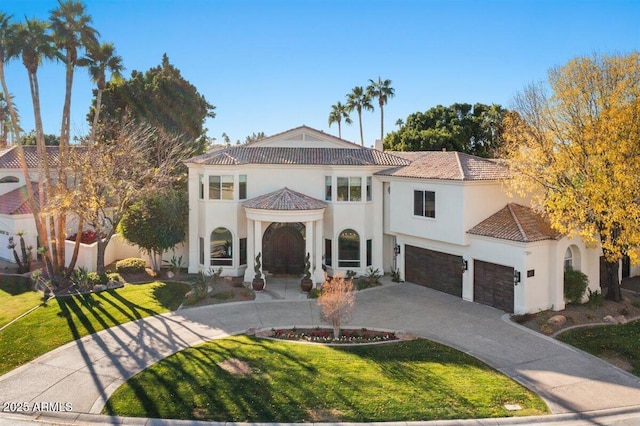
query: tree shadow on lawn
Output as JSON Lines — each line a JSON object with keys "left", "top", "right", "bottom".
{"left": 0, "top": 274, "right": 35, "bottom": 295}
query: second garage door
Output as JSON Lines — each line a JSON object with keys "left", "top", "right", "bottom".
{"left": 405, "top": 245, "right": 462, "bottom": 297}
{"left": 473, "top": 260, "right": 514, "bottom": 312}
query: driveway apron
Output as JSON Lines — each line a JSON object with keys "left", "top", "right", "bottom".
{"left": 0, "top": 283, "right": 639, "bottom": 418}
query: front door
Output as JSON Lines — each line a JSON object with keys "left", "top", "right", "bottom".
{"left": 264, "top": 223, "right": 305, "bottom": 275}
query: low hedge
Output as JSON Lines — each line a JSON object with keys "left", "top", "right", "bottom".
{"left": 115, "top": 258, "right": 147, "bottom": 274}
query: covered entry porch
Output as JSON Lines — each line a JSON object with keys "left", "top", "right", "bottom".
{"left": 242, "top": 188, "right": 326, "bottom": 284}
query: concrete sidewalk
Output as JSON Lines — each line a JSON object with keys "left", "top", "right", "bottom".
{"left": 1, "top": 282, "right": 639, "bottom": 424}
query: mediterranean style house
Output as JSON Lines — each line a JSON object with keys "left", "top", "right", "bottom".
{"left": 1, "top": 128, "right": 634, "bottom": 314}
{"left": 185, "top": 125, "right": 613, "bottom": 314}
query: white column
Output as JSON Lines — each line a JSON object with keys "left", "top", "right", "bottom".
{"left": 305, "top": 221, "right": 313, "bottom": 276}
{"left": 255, "top": 220, "right": 264, "bottom": 284}
{"left": 314, "top": 219, "right": 324, "bottom": 283}
{"left": 244, "top": 218, "right": 255, "bottom": 282}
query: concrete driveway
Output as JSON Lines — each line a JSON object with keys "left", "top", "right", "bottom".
{"left": 1, "top": 282, "right": 639, "bottom": 424}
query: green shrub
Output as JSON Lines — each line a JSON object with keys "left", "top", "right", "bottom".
{"left": 308, "top": 288, "right": 322, "bottom": 299}
{"left": 107, "top": 272, "right": 122, "bottom": 283}
{"left": 87, "top": 272, "right": 102, "bottom": 286}
{"left": 390, "top": 268, "right": 401, "bottom": 283}
{"left": 115, "top": 258, "right": 146, "bottom": 274}
{"left": 363, "top": 267, "right": 382, "bottom": 285}
{"left": 587, "top": 288, "right": 604, "bottom": 309}
{"left": 564, "top": 269, "right": 589, "bottom": 304}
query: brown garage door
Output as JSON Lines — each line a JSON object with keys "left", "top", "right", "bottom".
{"left": 405, "top": 245, "right": 462, "bottom": 297}
{"left": 473, "top": 260, "right": 514, "bottom": 312}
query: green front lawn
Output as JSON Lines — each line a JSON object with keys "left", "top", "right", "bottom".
{"left": 558, "top": 320, "right": 640, "bottom": 376}
{"left": 0, "top": 281, "right": 189, "bottom": 376}
{"left": 0, "top": 275, "right": 45, "bottom": 328}
{"left": 105, "top": 336, "right": 549, "bottom": 422}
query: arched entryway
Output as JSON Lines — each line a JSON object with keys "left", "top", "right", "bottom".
{"left": 263, "top": 222, "right": 305, "bottom": 275}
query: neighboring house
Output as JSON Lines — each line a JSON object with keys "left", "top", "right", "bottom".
{"left": 0, "top": 145, "right": 143, "bottom": 271}
{"left": 185, "top": 125, "right": 614, "bottom": 314}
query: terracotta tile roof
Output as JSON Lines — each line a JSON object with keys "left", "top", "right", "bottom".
{"left": 243, "top": 187, "right": 327, "bottom": 210}
{"left": 186, "top": 146, "right": 409, "bottom": 167}
{"left": 467, "top": 203, "right": 561, "bottom": 242}
{"left": 375, "top": 151, "right": 509, "bottom": 181}
{"left": 0, "top": 183, "right": 39, "bottom": 215}
{"left": 0, "top": 146, "right": 59, "bottom": 169}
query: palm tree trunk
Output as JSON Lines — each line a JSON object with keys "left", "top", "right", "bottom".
{"left": 380, "top": 104, "right": 384, "bottom": 142}
{"left": 337, "top": 120, "right": 342, "bottom": 139}
{"left": 28, "top": 69, "right": 60, "bottom": 281}
{"left": 358, "top": 109, "right": 364, "bottom": 146}
{"left": 89, "top": 88, "right": 103, "bottom": 144}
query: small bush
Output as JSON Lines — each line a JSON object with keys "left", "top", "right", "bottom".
{"left": 107, "top": 272, "right": 122, "bottom": 283}
{"left": 632, "top": 300, "right": 640, "bottom": 309}
{"left": 587, "top": 289, "right": 604, "bottom": 309}
{"left": 564, "top": 269, "right": 589, "bottom": 304}
{"left": 363, "top": 267, "right": 382, "bottom": 285}
{"left": 511, "top": 313, "right": 536, "bottom": 324}
{"left": 211, "top": 291, "right": 233, "bottom": 300}
{"left": 115, "top": 258, "right": 146, "bottom": 274}
{"left": 87, "top": 272, "right": 102, "bottom": 286}
{"left": 309, "top": 287, "right": 322, "bottom": 299}
{"left": 540, "top": 323, "right": 554, "bottom": 335}
{"left": 390, "top": 268, "right": 401, "bottom": 283}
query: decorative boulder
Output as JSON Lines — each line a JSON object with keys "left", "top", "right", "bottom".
{"left": 602, "top": 315, "right": 618, "bottom": 324}
{"left": 547, "top": 315, "right": 567, "bottom": 326}
{"left": 93, "top": 284, "right": 107, "bottom": 292}
{"left": 107, "top": 280, "right": 124, "bottom": 289}
{"left": 615, "top": 315, "right": 627, "bottom": 324}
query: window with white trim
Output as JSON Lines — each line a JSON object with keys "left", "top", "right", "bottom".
{"left": 325, "top": 176, "right": 332, "bottom": 201}
{"left": 413, "top": 190, "right": 435, "bottom": 218}
{"left": 211, "top": 227, "right": 232, "bottom": 266}
{"left": 338, "top": 229, "right": 360, "bottom": 268}
{"left": 337, "top": 177, "right": 362, "bottom": 202}
{"left": 209, "top": 175, "right": 234, "bottom": 200}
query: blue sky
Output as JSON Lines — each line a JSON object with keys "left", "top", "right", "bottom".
{"left": 2, "top": 0, "right": 639, "bottom": 147}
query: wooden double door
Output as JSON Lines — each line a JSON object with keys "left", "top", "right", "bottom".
{"left": 263, "top": 223, "right": 305, "bottom": 275}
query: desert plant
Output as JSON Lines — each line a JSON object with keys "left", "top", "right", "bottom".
{"left": 587, "top": 288, "right": 604, "bottom": 309}
{"left": 317, "top": 274, "right": 355, "bottom": 338}
{"left": 363, "top": 267, "right": 382, "bottom": 284}
{"left": 8, "top": 232, "right": 33, "bottom": 274}
{"left": 390, "top": 267, "right": 401, "bottom": 283}
{"left": 192, "top": 268, "right": 222, "bottom": 302}
{"left": 309, "top": 287, "right": 322, "bottom": 299}
{"left": 163, "top": 253, "right": 186, "bottom": 276}
{"left": 71, "top": 267, "right": 93, "bottom": 291}
{"left": 564, "top": 269, "right": 589, "bottom": 304}
{"left": 345, "top": 270, "right": 356, "bottom": 280}
{"left": 115, "top": 258, "right": 146, "bottom": 274}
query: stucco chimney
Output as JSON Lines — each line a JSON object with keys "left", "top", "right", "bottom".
{"left": 374, "top": 139, "right": 383, "bottom": 151}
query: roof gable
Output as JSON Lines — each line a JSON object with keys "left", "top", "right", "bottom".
{"left": 0, "top": 183, "right": 39, "bottom": 215}
{"left": 467, "top": 203, "right": 561, "bottom": 243}
{"left": 243, "top": 187, "right": 327, "bottom": 211}
{"left": 247, "top": 125, "right": 362, "bottom": 149}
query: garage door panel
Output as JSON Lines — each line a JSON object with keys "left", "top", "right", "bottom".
{"left": 405, "top": 245, "right": 462, "bottom": 297}
{"left": 474, "top": 260, "right": 514, "bottom": 313}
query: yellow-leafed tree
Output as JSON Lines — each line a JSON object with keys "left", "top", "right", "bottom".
{"left": 502, "top": 52, "right": 640, "bottom": 302}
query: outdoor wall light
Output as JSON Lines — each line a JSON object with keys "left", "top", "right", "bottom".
{"left": 394, "top": 244, "right": 401, "bottom": 255}
{"left": 461, "top": 259, "right": 468, "bottom": 272}
{"left": 513, "top": 270, "right": 521, "bottom": 285}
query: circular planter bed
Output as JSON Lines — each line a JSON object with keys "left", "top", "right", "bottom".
{"left": 254, "top": 326, "right": 405, "bottom": 345}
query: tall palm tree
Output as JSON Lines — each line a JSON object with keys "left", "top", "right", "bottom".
{"left": 78, "top": 42, "right": 123, "bottom": 144}
{"left": 367, "top": 77, "right": 395, "bottom": 142}
{"left": 50, "top": 0, "right": 99, "bottom": 148}
{"left": 328, "top": 101, "right": 352, "bottom": 139}
{"left": 346, "top": 86, "right": 373, "bottom": 146}
{"left": 17, "top": 18, "right": 59, "bottom": 278}
{"left": 50, "top": 0, "right": 98, "bottom": 271}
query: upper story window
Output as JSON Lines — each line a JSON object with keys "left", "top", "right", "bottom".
{"left": 414, "top": 190, "right": 435, "bottom": 218}
{"left": 366, "top": 176, "right": 372, "bottom": 201}
{"left": 325, "top": 176, "right": 332, "bottom": 201}
{"left": 239, "top": 175, "right": 247, "bottom": 200}
{"left": 209, "top": 175, "right": 234, "bottom": 200}
{"left": 337, "top": 177, "right": 362, "bottom": 202}
{"left": 199, "top": 174, "right": 204, "bottom": 199}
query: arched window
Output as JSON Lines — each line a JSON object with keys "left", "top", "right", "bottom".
{"left": 564, "top": 247, "right": 573, "bottom": 271}
{"left": 211, "top": 227, "right": 232, "bottom": 266}
{"left": 338, "top": 229, "right": 360, "bottom": 268}
{"left": 0, "top": 176, "right": 19, "bottom": 183}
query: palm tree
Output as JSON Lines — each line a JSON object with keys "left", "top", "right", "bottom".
{"left": 346, "top": 86, "right": 373, "bottom": 146}
{"left": 78, "top": 42, "right": 123, "bottom": 144}
{"left": 395, "top": 118, "right": 404, "bottom": 128}
{"left": 17, "top": 18, "right": 59, "bottom": 278}
{"left": 50, "top": 0, "right": 99, "bottom": 148}
{"left": 50, "top": 0, "right": 98, "bottom": 271}
{"left": 367, "top": 77, "right": 395, "bottom": 142}
{"left": 328, "top": 101, "right": 352, "bottom": 139}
